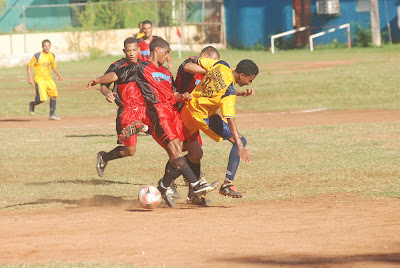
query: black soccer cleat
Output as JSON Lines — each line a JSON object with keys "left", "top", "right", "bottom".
{"left": 192, "top": 180, "right": 219, "bottom": 198}
{"left": 219, "top": 184, "right": 243, "bottom": 198}
{"left": 96, "top": 151, "right": 107, "bottom": 177}
{"left": 157, "top": 179, "right": 176, "bottom": 208}
{"left": 118, "top": 120, "right": 148, "bottom": 140}
{"left": 186, "top": 195, "right": 212, "bottom": 206}
{"left": 170, "top": 181, "right": 181, "bottom": 199}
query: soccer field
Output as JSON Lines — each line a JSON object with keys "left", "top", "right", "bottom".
{"left": 0, "top": 47, "right": 399, "bottom": 267}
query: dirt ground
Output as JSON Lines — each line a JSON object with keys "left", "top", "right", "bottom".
{"left": 0, "top": 110, "right": 399, "bottom": 267}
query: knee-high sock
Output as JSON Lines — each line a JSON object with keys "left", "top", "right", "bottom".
{"left": 49, "top": 99, "right": 56, "bottom": 116}
{"left": 185, "top": 156, "right": 201, "bottom": 180}
{"left": 226, "top": 136, "right": 247, "bottom": 182}
{"left": 174, "top": 156, "right": 199, "bottom": 187}
{"left": 160, "top": 161, "right": 181, "bottom": 188}
{"left": 102, "top": 146, "right": 124, "bottom": 162}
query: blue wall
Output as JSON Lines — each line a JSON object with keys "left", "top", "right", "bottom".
{"left": 225, "top": 0, "right": 293, "bottom": 48}
{"left": 225, "top": 0, "right": 400, "bottom": 48}
{"left": 310, "top": 0, "right": 400, "bottom": 45}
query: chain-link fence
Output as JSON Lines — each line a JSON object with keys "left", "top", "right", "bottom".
{"left": 0, "top": 0, "right": 225, "bottom": 56}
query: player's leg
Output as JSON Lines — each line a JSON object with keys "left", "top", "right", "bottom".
{"left": 47, "top": 80, "right": 60, "bottom": 120}
{"left": 29, "top": 82, "right": 45, "bottom": 115}
{"left": 200, "top": 114, "right": 246, "bottom": 198}
{"left": 220, "top": 135, "right": 247, "bottom": 198}
{"left": 147, "top": 105, "right": 217, "bottom": 207}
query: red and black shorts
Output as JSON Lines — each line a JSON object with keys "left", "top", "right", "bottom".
{"left": 117, "top": 106, "right": 147, "bottom": 146}
{"left": 146, "top": 103, "right": 189, "bottom": 149}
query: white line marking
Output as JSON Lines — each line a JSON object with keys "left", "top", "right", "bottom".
{"left": 236, "top": 108, "right": 328, "bottom": 116}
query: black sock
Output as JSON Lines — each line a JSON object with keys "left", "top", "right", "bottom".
{"left": 160, "top": 161, "right": 181, "bottom": 188}
{"left": 185, "top": 156, "right": 200, "bottom": 179}
{"left": 49, "top": 99, "right": 56, "bottom": 116}
{"left": 103, "top": 146, "right": 124, "bottom": 162}
{"left": 174, "top": 156, "right": 198, "bottom": 185}
{"left": 33, "top": 100, "right": 41, "bottom": 105}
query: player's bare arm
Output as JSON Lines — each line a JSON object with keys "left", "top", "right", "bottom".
{"left": 86, "top": 72, "right": 118, "bottom": 90}
{"left": 174, "top": 92, "right": 192, "bottom": 102}
{"left": 52, "top": 67, "right": 64, "bottom": 82}
{"left": 236, "top": 88, "right": 255, "bottom": 97}
{"left": 184, "top": 62, "right": 207, "bottom": 75}
{"left": 227, "top": 118, "right": 252, "bottom": 164}
{"left": 27, "top": 65, "right": 35, "bottom": 85}
{"left": 99, "top": 85, "right": 116, "bottom": 103}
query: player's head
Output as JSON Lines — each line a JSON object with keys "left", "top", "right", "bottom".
{"left": 200, "top": 46, "right": 220, "bottom": 60}
{"left": 123, "top": 37, "right": 139, "bottom": 64}
{"left": 234, "top": 59, "right": 259, "bottom": 87}
{"left": 138, "top": 21, "right": 143, "bottom": 32}
{"left": 142, "top": 20, "right": 153, "bottom": 38}
{"left": 150, "top": 38, "right": 170, "bottom": 65}
{"left": 42, "top": 39, "right": 51, "bottom": 53}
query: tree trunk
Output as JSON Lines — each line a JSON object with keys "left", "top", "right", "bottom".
{"left": 370, "top": 0, "right": 381, "bottom": 46}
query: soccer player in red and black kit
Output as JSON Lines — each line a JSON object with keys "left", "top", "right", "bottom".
{"left": 92, "top": 37, "right": 148, "bottom": 177}
{"left": 86, "top": 38, "right": 217, "bottom": 207}
{"left": 137, "top": 20, "right": 172, "bottom": 70}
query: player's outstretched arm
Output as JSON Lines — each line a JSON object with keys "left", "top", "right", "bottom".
{"left": 86, "top": 72, "right": 118, "bottom": 90}
{"left": 184, "top": 62, "right": 206, "bottom": 75}
{"left": 227, "top": 118, "right": 252, "bottom": 164}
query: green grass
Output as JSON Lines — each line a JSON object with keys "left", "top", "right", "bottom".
{"left": 0, "top": 121, "right": 399, "bottom": 210}
{"left": 1, "top": 45, "right": 400, "bottom": 116}
{"left": 0, "top": 46, "right": 399, "bottom": 211}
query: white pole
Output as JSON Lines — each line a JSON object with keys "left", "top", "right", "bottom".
{"left": 270, "top": 26, "right": 308, "bottom": 54}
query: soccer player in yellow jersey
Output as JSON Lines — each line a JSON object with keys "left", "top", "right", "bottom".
{"left": 27, "top": 39, "right": 64, "bottom": 120}
{"left": 181, "top": 58, "right": 259, "bottom": 198}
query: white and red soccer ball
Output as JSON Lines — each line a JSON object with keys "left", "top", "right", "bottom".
{"left": 138, "top": 185, "right": 162, "bottom": 209}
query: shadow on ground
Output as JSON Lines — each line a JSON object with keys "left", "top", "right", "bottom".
{"left": 220, "top": 253, "right": 400, "bottom": 266}
{"left": 3, "top": 195, "right": 138, "bottom": 209}
{"left": 26, "top": 179, "right": 137, "bottom": 186}
{"left": 65, "top": 134, "right": 114, "bottom": 138}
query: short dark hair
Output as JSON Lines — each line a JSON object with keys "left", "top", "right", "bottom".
{"left": 142, "top": 20, "right": 152, "bottom": 26}
{"left": 124, "top": 37, "right": 138, "bottom": 48}
{"left": 42, "top": 39, "right": 51, "bottom": 46}
{"left": 235, "top": 59, "right": 259, "bottom": 76}
{"left": 138, "top": 21, "right": 143, "bottom": 27}
{"left": 149, "top": 38, "right": 169, "bottom": 51}
{"left": 200, "top": 46, "right": 220, "bottom": 58}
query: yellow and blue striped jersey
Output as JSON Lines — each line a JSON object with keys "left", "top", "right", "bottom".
{"left": 28, "top": 52, "right": 57, "bottom": 82}
{"left": 185, "top": 57, "right": 237, "bottom": 120}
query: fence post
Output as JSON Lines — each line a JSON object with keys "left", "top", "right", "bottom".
{"left": 90, "top": 2, "right": 94, "bottom": 48}
{"left": 154, "top": 0, "right": 158, "bottom": 28}
{"left": 23, "top": 5, "right": 27, "bottom": 54}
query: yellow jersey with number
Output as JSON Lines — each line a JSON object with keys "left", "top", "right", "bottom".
{"left": 185, "top": 57, "right": 237, "bottom": 120}
{"left": 28, "top": 52, "right": 57, "bottom": 82}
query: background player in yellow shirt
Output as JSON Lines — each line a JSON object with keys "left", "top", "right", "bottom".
{"left": 27, "top": 39, "right": 64, "bottom": 120}
{"left": 133, "top": 21, "right": 144, "bottom": 39}
{"left": 181, "top": 58, "right": 259, "bottom": 198}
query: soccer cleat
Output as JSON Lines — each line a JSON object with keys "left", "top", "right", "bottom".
{"left": 157, "top": 180, "right": 176, "bottom": 207}
{"left": 49, "top": 115, "right": 61, "bottom": 120}
{"left": 192, "top": 180, "right": 219, "bottom": 198}
{"left": 186, "top": 196, "right": 211, "bottom": 206}
{"left": 219, "top": 184, "right": 243, "bottom": 198}
{"left": 96, "top": 151, "right": 107, "bottom": 177}
{"left": 118, "top": 120, "right": 148, "bottom": 140}
{"left": 29, "top": 101, "right": 35, "bottom": 115}
{"left": 170, "top": 181, "right": 181, "bottom": 199}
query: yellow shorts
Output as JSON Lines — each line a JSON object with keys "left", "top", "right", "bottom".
{"left": 181, "top": 106, "right": 232, "bottom": 142}
{"left": 35, "top": 80, "right": 58, "bottom": 102}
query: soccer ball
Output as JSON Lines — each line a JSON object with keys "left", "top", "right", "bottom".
{"left": 138, "top": 185, "right": 162, "bottom": 209}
